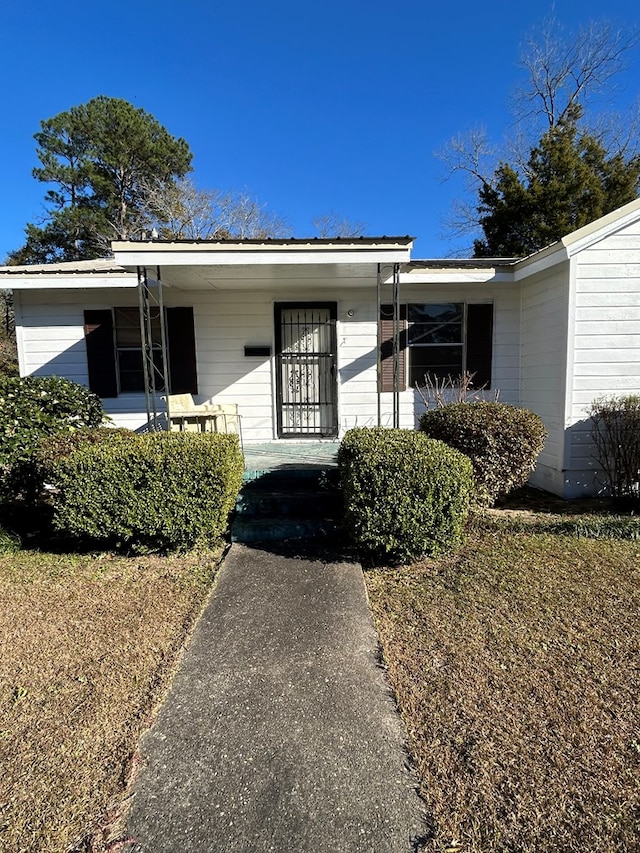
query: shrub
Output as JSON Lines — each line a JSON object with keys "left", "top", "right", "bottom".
{"left": 41, "top": 432, "right": 244, "bottom": 553}
{"left": 420, "top": 401, "right": 546, "bottom": 507}
{"left": 35, "top": 427, "right": 133, "bottom": 467}
{"left": 338, "top": 427, "right": 473, "bottom": 563}
{"left": 21, "top": 427, "right": 133, "bottom": 498}
{"left": 0, "top": 525, "right": 20, "bottom": 553}
{"left": 589, "top": 395, "right": 640, "bottom": 505}
{"left": 0, "top": 376, "right": 105, "bottom": 499}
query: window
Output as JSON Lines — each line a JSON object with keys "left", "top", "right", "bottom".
{"left": 83, "top": 307, "right": 198, "bottom": 398}
{"left": 408, "top": 303, "right": 463, "bottom": 386}
{"left": 379, "top": 302, "right": 493, "bottom": 392}
{"left": 114, "top": 307, "right": 164, "bottom": 393}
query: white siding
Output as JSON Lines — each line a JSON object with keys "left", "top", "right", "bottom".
{"left": 15, "top": 275, "right": 520, "bottom": 442}
{"left": 16, "top": 282, "right": 381, "bottom": 437}
{"left": 566, "top": 223, "right": 640, "bottom": 495}
{"left": 16, "top": 290, "right": 92, "bottom": 387}
{"left": 518, "top": 262, "right": 570, "bottom": 495}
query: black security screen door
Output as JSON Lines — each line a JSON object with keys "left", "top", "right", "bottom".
{"left": 275, "top": 303, "right": 338, "bottom": 438}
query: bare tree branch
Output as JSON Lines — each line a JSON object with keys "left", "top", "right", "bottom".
{"left": 516, "top": 16, "right": 640, "bottom": 130}
{"left": 438, "top": 15, "right": 640, "bottom": 251}
{"left": 139, "top": 178, "right": 289, "bottom": 240}
{"left": 436, "top": 126, "right": 496, "bottom": 187}
{"left": 590, "top": 99, "right": 640, "bottom": 159}
{"left": 311, "top": 212, "right": 367, "bottom": 238}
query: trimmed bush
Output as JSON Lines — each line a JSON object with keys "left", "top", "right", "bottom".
{"left": 589, "top": 395, "right": 640, "bottom": 505}
{"left": 420, "top": 402, "right": 546, "bottom": 507}
{"left": 0, "top": 376, "right": 105, "bottom": 499}
{"left": 42, "top": 431, "right": 244, "bottom": 553}
{"left": 35, "top": 426, "right": 133, "bottom": 466}
{"left": 23, "top": 427, "right": 133, "bottom": 498}
{"left": 338, "top": 427, "right": 473, "bottom": 563}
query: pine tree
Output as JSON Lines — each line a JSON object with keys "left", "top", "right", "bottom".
{"left": 474, "top": 108, "right": 640, "bottom": 257}
{"left": 8, "top": 97, "right": 192, "bottom": 264}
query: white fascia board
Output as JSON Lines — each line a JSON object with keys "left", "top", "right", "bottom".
{"left": 513, "top": 198, "right": 640, "bottom": 274}
{"left": 562, "top": 201, "right": 640, "bottom": 255}
{"left": 398, "top": 269, "right": 515, "bottom": 285}
{"left": 112, "top": 244, "right": 412, "bottom": 267}
{"left": 562, "top": 196, "right": 640, "bottom": 255}
{"left": 5, "top": 274, "right": 138, "bottom": 290}
{"left": 513, "top": 244, "right": 569, "bottom": 280}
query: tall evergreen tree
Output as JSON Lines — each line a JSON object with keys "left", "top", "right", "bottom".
{"left": 440, "top": 17, "right": 640, "bottom": 257}
{"left": 474, "top": 107, "right": 640, "bottom": 257}
{"left": 8, "top": 97, "right": 192, "bottom": 264}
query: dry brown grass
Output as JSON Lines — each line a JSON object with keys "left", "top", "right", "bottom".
{"left": 366, "top": 508, "right": 640, "bottom": 853}
{"left": 0, "top": 547, "right": 222, "bottom": 853}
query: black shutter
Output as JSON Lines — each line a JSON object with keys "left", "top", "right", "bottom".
{"left": 166, "top": 307, "right": 198, "bottom": 394}
{"left": 83, "top": 310, "right": 118, "bottom": 398}
{"left": 466, "top": 303, "right": 493, "bottom": 388}
{"left": 379, "top": 304, "right": 407, "bottom": 392}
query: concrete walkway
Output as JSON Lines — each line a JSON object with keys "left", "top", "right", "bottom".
{"left": 125, "top": 543, "right": 427, "bottom": 852}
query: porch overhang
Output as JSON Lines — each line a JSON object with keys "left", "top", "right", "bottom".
{"left": 111, "top": 236, "right": 414, "bottom": 291}
{"left": 0, "top": 259, "right": 138, "bottom": 290}
{"left": 112, "top": 236, "right": 413, "bottom": 267}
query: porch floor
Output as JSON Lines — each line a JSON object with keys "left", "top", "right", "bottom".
{"left": 242, "top": 441, "right": 339, "bottom": 479}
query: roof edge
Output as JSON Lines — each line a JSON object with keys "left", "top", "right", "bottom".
{"left": 0, "top": 258, "right": 130, "bottom": 276}
{"left": 113, "top": 235, "right": 414, "bottom": 248}
{"left": 406, "top": 257, "right": 519, "bottom": 270}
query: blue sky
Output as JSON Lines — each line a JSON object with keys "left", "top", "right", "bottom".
{"left": 1, "top": 0, "right": 638, "bottom": 259}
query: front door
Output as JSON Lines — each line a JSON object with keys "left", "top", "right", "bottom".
{"left": 275, "top": 303, "right": 338, "bottom": 438}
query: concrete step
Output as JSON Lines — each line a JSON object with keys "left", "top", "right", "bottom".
{"left": 242, "top": 467, "right": 339, "bottom": 486}
{"left": 231, "top": 466, "right": 342, "bottom": 543}
{"left": 236, "top": 487, "right": 341, "bottom": 520}
{"left": 230, "top": 517, "right": 341, "bottom": 544}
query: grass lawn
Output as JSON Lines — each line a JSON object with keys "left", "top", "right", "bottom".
{"left": 366, "top": 494, "right": 640, "bottom": 853}
{"left": 0, "top": 546, "right": 222, "bottom": 853}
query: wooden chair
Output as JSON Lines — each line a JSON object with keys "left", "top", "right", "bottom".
{"left": 164, "top": 394, "right": 214, "bottom": 432}
{"left": 164, "top": 395, "right": 243, "bottom": 447}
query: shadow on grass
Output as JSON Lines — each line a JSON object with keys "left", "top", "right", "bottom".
{"left": 488, "top": 487, "right": 640, "bottom": 540}
{"left": 0, "top": 501, "right": 163, "bottom": 556}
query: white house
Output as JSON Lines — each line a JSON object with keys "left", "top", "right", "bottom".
{"left": 2, "top": 198, "right": 640, "bottom": 499}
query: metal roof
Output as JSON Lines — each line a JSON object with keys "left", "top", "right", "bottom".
{"left": 0, "top": 258, "right": 129, "bottom": 276}
{"left": 406, "top": 258, "right": 520, "bottom": 270}
{"left": 119, "top": 235, "right": 415, "bottom": 246}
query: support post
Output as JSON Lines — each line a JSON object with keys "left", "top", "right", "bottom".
{"left": 392, "top": 262, "right": 400, "bottom": 428}
{"left": 137, "top": 266, "right": 170, "bottom": 431}
{"left": 376, "top": 263, "right": 382, "bottom": 427}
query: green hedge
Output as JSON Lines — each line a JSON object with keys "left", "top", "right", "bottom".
{"left": 338, "top": 427, "right": 473, "bottom": 563}
{"left": 35, "top": 427, "right": 133, "bottom": 466}
{"left": 420, "top": 402, "right": 546, "bottom": 507}
{"left": 42, "top": 432, "right": 244, "bottom": 553}
{"left": 25, "top": 427, "right": 133, "bottom": 498}
{"left": 0, "top": 376, "right": 105, "bottom": 499}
